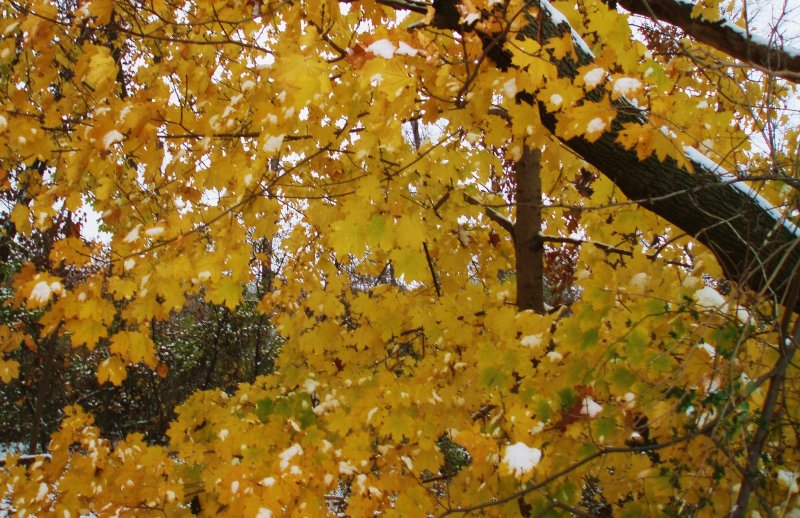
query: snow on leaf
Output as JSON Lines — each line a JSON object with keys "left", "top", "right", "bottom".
{"left": 777, "top": 469, "right": 799, "bottom": 493}
{"left": 694, "top": 286, "right": 726, "bottom": 309}
{"left": 586, "top": 117, "right": 606, "bottom": 135}
{"left": 279, "top": 443, "right": 303, "bottom": 470}
{"left": 124, "top": 225, "right": 141, "bottom": 243}
{"left": 580, "top": 397, "right": 603, "bottom": 418}
{"left": 144, "top": 226, "right": 164, "bottom": 237}
{"left": 520, "top": 334, "right": 542, "bottom": 348}
{"left": 502, "top": 442, "right": 542, "bottom": 478}
{"left": 262, "top": 134, "right": 285, "bottom": 153}
{"left": 395, "top": 42, "right": 420, "bottom": 57}
{"left": 29, "top": 280, "right": 52, "bottom": 304}
{"left": 366, "top": 39, "right": 396, "bottom": 59}
{"left": 612, "top": 77, "right": 641, "bottom": 97}
{"left": 583, "top": 67, "right": 605, "bottom": 89}
{"left": 102, "top": 130, "right": 124, "bottom": 149}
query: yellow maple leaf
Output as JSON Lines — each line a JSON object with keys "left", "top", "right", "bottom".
{"left": 97, "top": 355, "right": 127, "bottom": 386}
{"left": 109, "top": 331, "right": 157, "bottom": 368}
{"left": 208, "top": 278, "right": 243, "bottom": 310}
{"left": 65, "top": 318, "right": 108, "bottom": 349}
{"left": 0, "top": 358, "right": 20, "bottom": 383}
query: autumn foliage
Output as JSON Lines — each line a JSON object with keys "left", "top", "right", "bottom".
{"left": 1, "top": 0, "right": 799, "bottom": 516}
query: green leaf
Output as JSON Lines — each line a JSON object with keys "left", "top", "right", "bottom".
{"left": 255, "top": 397, "right": 274, "bottom": 422}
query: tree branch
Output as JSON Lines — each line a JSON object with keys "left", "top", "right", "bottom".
{"left": 617, "top": 0, "right": 800, "bottom": 83}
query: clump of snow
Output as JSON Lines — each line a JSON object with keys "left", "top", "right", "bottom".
{"left": 124, "top": 225, "right": 140, "bottom": 243}
{"left": 303, "top": 378, "right": 319, "bottom": 393}
{"left": 262, "top": 134, "right": 284, "bottom": 153}
{"left": 0, "top": 114, "right": 7, "bottom": 132}
{"left": 612, "top": 77, "right": 641, "bottom": 96}
{"left": 694, "top": 286, "right": 726, "bottom": 309}
{"left": 396, "top": 42, "right": 420, "bottom": 57}
{"left": 546, "top": 351, "right": 563, "bottom": 362}
{"left": 697, "top": 342, "right": 716, "bottom": 359}
{"left": 502, "top": 78, "right": 517, "bottom": 98}
{"left": 520, "top": 334, "right": 542, "bottom": 348}
{"left": 549, "top": 93, "right": 563, "bottom": 107}
{"left": 583, "top": 67, "right": 605, "bottom": 89}
{"left": 366, "top": 39, "right": 396, "bottom": 59}
{"left": 145, "top": 226, "right": 164, "bottom": 237}
{"left": 29, "top": 281, "right": 53, "bottom": 304}
{"left": 256, "top": 508, "right": 273, "bottom": 518}
{"left": 777, "top": 469, "right": 799, "bottom": 493}
{"left": 463, "top": 12, "right": 480, "bottom": 25}
{"left": 218, "top": 429, "right": 229, "bottom": 441}
{"left": 580, "top": 397, "right": 603, "bottom": 418}
{"left": 339, "top": 460, "right": 357, "bottom": 475}
{"left": 502, "top": 442, "right": 542, "bottom": 478}
{"left": 279, "top": 443, "right": 303, "bottom": 470}
{"left": 586, "top": 117, "right": 606, "bottom": 134}
{"left": 103, "top": 130, "right": 125, "bottom": 149}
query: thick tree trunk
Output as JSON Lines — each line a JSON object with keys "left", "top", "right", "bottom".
{"left": 379, "top": 0, "right": 800, "bottom": 311}
{"left": 514, "top": 147, "right": 545, "bottom": 313}
{"left": 517, "top": 2, "right": 800, "bottom": 311}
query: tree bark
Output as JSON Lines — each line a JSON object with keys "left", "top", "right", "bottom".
{"left": 514, "top": 147, "right": 545, "bottom": 313}
{"left": 378, "top": 0, "right": 800, "bottom": 312}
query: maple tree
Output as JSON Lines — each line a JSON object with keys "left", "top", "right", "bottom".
{"left": 1, "top": 0, "right": 800, "bottom": 515}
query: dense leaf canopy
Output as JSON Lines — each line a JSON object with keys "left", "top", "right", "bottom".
{"left": 1, "top": 0, "right": 799, "bottom": 516}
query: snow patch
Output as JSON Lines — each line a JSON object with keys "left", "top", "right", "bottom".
{"left": 520, "top": 334, "right": 542, "bottom": 348}
{"left": 539, "top": 0, "right": 594, "bottom": 57}
{"left": 145, "top": 226, "right": 163, "bottom": 237}
{"left": 502, "top": 442, "right": 542, "bottom": 478}
{"left": 103, "top": 130, "right": 125, "bottom": 149}
{"left": 583, "top": 67, "right": 605, "bottom": 89}
{"left": 262, "top": 134, "right": 284, "bottom": 154}
{"left": 684, "top": 146, "right": 800, "bottom": 237}
{"left": 694, "top": 286, "right": 726, "bottom": 309}
{"left": 549, "top": 93, "right": 563, "bottom": 107}
{"left": 502, "top": 78, "right": 517, "bottom": 98}
{"left": 612, "top": 77, "right": 641, "bottom": 96}
{"left": 580, "top": 397, "right": 603, "bottom": 418}
{"left": 124, "top": 225, "right": 140, "bottom": 243}
{"left": 586, "top": 117, "right": 606, "bottom": 134}
{"left": 366, "top": 39, "right": 396, "bottom": 59}
{"left": 29, "top": 281, "right": 52, "bottom": 303}
{"left": 279, "top": 443, "right": 303, "bottom": 470}
{"left": 777, "top": 469, "right": 799, "bottom": 493}
{"left": 396, "top": 42, "right": 420, "bottom": 57}
{"left": 303, "top": 378, "right": 319, "bottom": 393}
